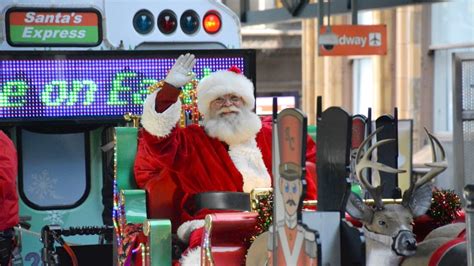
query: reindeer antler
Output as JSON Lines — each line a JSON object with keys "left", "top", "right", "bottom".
{"left": 402, "top": 128, "right": 447, "bottom": 207}
{"left": 355, "top": 127, "right": 405, "bottom": 210}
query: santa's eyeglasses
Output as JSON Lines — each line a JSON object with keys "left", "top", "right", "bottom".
{"left": 212, "top": 95, "right": 243, "bottom": 106}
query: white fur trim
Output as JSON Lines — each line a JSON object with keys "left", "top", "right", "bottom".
{"left": 228, "top": 139, "right": 271, "bottom": 192}
{"left": 140, "top": 91, "right": 182, "bottom": 137}
{"left": 197, "top": 70, "right": 255, "bottom": 118}
{"left": 177, "top": 219, "right": 205, "bottom": 243}
{"left": 180, "top": 247, "right": 201, "bottom": 266}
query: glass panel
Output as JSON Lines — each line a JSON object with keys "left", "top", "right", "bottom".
{"left": 431, "top": 0, "right": 474, "bottom": 46}
{"left": 433, "top": 50, "right": 451, "bottom": 132}
{"left": 462, "top": 59, "right": 474, "bottom": 186}
{"left": 462, "top": 60, "right": 474, "bottom": 111}
{"left": 398, "top": 120, "right": 413, "bottom": 192}
{"left": 463, "top": 120, "right": 474, "bottom": 184}
{"left": 20, "top": 130, "right": 88, "bottom": 209}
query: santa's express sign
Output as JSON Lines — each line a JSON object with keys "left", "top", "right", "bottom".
{"left": 6, "top": 8, "right": 102, "bottom": 46}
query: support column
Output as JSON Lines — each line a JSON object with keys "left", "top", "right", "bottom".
{"left": 372, "top": 9, "right": 395, "bottom": 117}
{"left": 418, "top": 5, "right": 433, "bottom": 151}
{"left": 395, "top": 8, "right": 420, "bottom": 115}
{"left": 464, "top": 184, "right": 474, "bottom": 266}
{"left": 302, "top": 18, "right": 318, "bottom": 124}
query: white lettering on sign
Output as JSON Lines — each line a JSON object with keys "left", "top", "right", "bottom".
{"left": 22, "top": 27, "right": 87, "bottom": 40}
{"left": 73, "top": 14, "right": 83, "bottom": 24}
{"left": 24, "top": 12, "right": 83, "bottom": 24}
{"left": 22, "top": 26, "right": 33, "bottom": 38}
{"left": 338, "top": 35, "right": 367, "bottom": 47}
{"left": 336, "top": 32, "right": 383, "bottom": 48}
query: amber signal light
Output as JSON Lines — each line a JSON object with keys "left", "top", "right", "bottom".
{"left": 203, "top": 11, "right": 221, "bottom": 34}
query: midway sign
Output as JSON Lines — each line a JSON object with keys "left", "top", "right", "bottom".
{"left": 319, "top": 25, "right": 387, "bottom": 56}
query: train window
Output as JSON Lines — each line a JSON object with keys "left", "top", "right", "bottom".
{"left": 352, "top": 58, "right": 374, "bottom": 115}
{"left": 256, "top": 92, "right": 299, "bottom": 116}
{"left": 18, "top": 130, "right": 90, "bottom": 210}
{"left": 352, "top": 11, "right": 375, "bottom": 116}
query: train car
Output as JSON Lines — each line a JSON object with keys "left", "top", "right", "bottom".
{"left": 0, "top": 0, "right": 256, "bottom": 265}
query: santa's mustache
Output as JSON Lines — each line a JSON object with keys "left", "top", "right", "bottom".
{"left": 286, "top": 199, "right": 297, "bottom": 206}
{"left": 217, "top": 106, "right": 241, "bottom": 115}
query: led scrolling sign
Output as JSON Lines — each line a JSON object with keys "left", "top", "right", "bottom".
{"left": 0, "top": 53, "right": 249, "bottom": 123}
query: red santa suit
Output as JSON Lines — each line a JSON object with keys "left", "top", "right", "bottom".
{"left": 134, "top": 69, "right": 317, "bottom": 264}
{"left": 0, "top": 131, "right": 18, "bottom": 231}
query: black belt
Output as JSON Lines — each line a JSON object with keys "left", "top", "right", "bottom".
{"left": 0, "top": 228, "right": 14, "bottom": 265}
{"left": 193, "top": 192, "right": 251, "bottom": 213}
{"left": 0, "top": 228, "right": 14, "bottom": 238}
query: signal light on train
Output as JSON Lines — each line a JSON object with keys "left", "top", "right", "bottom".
{"left": 158, "top": 10, "right": 177, "bottom": 34}
{"left": 133, "top": 10, "right": 154, "bottom": 34}
{"left": 203, "top": 11, "right": 221, "bottom": 34}
{"left": 180, "top": 10, "right": 200, "bottom": 34}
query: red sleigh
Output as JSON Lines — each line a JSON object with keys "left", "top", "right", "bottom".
{"left": 113, "top": 125, "right": 278, "bottom": 265}
{"left": 113, "top": 121, "right": 318, "bottom": 265}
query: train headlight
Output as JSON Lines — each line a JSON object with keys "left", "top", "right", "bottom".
{"left": 203, "top": 11, "right": 221, "bottom": 34}
{"left": 158, "top": 9, "right": 177, "bottom": 34}
{"left": 180, "top": 10, "right": 200, "bottom": 35}
{"left": 133, "top": 10, "right": 154, "bottom": 34}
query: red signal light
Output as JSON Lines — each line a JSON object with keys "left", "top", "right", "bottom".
{"left": 203, "top": 11, "right": 221, "bottom": 34}
{"left": 158, "top": 10, "right": 177, "bottom": 34}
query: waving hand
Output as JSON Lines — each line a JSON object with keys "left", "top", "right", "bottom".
{"left": 164, "top": 53, "right": 196, "bottom": 88}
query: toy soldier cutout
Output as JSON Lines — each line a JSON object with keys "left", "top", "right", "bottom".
{"left": 268, "top": 108, "right": 319, "bottom": 266}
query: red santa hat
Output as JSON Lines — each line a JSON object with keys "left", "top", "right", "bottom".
{"left": 197, "top": 66, "right": 255, "bottom": 118}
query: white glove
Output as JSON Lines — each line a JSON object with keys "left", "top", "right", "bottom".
{"left": 164, "top": 53, "right": 196, "bottom": 88}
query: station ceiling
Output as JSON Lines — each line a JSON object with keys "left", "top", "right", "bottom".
{"left": 240, "top": 0, "right": 446, "bottom": 25}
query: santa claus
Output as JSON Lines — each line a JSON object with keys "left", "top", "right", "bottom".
{"left": 134, "top": 53, "right": 317, "bottom": 265}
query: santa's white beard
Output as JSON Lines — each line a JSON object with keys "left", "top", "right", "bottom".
{"left": 203, "top": 106, "right": 262, "bottom": 145}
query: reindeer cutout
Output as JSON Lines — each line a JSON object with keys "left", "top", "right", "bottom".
{"left": 346, "top": 127, "right": 448, "bottom": 265}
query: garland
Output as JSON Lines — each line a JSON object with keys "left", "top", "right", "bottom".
{"left": 427, "top": 188, "right": 462, "bottom": 226}
{"left": 247, "top": 192, "right": 273, "bottom": 245}
{"left": 254, "top": 193, "right": 274, "bottom": 235}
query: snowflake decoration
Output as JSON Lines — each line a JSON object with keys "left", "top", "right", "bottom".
{"left": 43, "top": 210, "right": 65, "bottom": 225}
{"left": 27, "top": 170, "right": 62, "bottom": 200}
